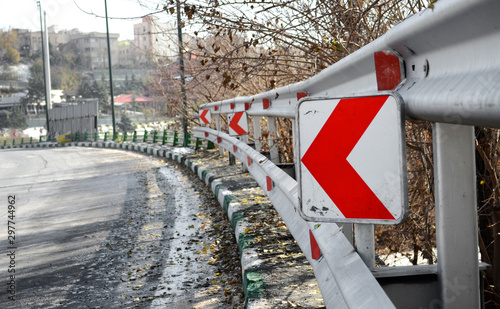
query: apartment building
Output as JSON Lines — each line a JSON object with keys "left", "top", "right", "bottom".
{"left": 134, "top": 16, "right": 177, "bottom": 63}
{"left": 66, "top": 32, "right": 119, "bottom": 70}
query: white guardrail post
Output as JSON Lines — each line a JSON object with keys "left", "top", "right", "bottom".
{"left": 433, "top": 123, "right": 479, "bottom": 309}
{"left": 194, "top": 0, "right": 500, "bottom": 307}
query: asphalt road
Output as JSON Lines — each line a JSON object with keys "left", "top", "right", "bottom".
{"left": 0, "top": 147, "right": 242, "bottom": 309}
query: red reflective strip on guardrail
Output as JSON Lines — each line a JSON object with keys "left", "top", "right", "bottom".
{"left": 266, "top": 176, "right": 273, "bottom": 191}
{"left": 309, "top": 230, "right": 321, "bottom": 260}
{"left": 263, "top": 98, "right": 270, "bottom": 109}
{"left": 297, "top": 92, "right": 308, "bottom": 101}
{"left": 374, "top": 51, "right": 403, "bottom": 91}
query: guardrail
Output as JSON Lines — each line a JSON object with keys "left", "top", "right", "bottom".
{"left": 194, "top": 0, "right": 500, "bottom": 308}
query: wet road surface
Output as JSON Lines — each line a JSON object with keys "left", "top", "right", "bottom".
{"left": 0, "top": 147, "right": 242, "bottom": 309}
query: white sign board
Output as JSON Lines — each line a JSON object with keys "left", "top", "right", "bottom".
{"left": 297, "top": 93, "right": 408, "bottom": 224}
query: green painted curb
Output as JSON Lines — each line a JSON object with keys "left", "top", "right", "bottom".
{"left": 244, "top": 271, "right": 266, "bottom": 304}
{"left": 238, "top": 232, "right": 253, "bottom": 256}
{"left": 201, "top": 170, "right": 209, "bottom": 182}
{"left": 222, "top": 195, "right": 234, "bottom": 213}
{"left": 214, "top": 184, "right": 223, "bottom": 200}
{"left": 231, "top": 211, "right": 245, "bottom": 230}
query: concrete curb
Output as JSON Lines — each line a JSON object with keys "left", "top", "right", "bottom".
{"left": 184, "top": 158, "right": 268, "bottom": 309}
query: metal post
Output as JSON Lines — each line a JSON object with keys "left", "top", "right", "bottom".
{"left": 253, "top": 116, "right": 262, "bottom": 152}
{"left": 162, "top": 130, "right": 167, "bottom": 145}
{"left": 292, "top": 119, "right": 299, "bottom": 180}
{"left": 153, "top": 130, "right": 158, "bottom": 144}
{"left": 241, "top": 135, "right": 249, "bottom": 172}
{"left": 267, "top": 117, "right": 279, "bottom": 163}
{"left": 354, "top": 224, "right": 375, "bottom": 269}
{"left": 42, "top": 11, "right": 51, "bottom": 111}
{"left": 104, "top": 0, "right": 116, "bottom": 140}
{"left": 216, "top": 115, "right": 224, "bottom": 155}
{"left": 433, "top": 122, "right": 479, "bottom": 309}
{"left": 173, "top": 131, "right": 178, "bottom": 146}
{"left": 176, "top": 0, "right": 188, "bottom": 147}
{"left": 37, "top": 1, "right": 50, "bottom": 137}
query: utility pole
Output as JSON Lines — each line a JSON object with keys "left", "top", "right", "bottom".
{"left": 176, "top": 0, "right": 188, "bottom": 147}
{"left": 42, "top": 12, "right": 52, "bottom": 112}
{"left": 104, "top": 0, "right": 116, "bottom": 140}
{"left": 37, "top": 1, "right": 50, "bottom": 138}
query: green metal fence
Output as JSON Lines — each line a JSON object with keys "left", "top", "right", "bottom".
{"left": 0, "top": 130, "right": 214, "bottom": 150}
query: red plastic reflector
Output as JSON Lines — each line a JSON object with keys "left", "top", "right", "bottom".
{"left": 309, "top": 230, "right": 321, "bottom": 260}
{"left": 374, "top": 51, "right": 403, "bottom": 91}
{"left": 297, "top": 92, "right": 307, "bottom": 101}
{"left": 245, "top": 102, "right": 250, "bottom": 110}
{"left": 233, "top": 145, "right": 237, "bottom": 152}
{"left": 204, "top": 132, "right": 209, "bottom": 137}
{"left": 214, "top": 105, "right": 219, "bottom": 111}
{"left": 263, "top": 98, "right": 270, "bottom": 109}
{"left": 217, "top": 137, "right": 222, "bottom": 143}
{"left": 266, "top": 176, "right": 273, "bottom": 191}
{"left": 230, "top": 102, "right": 235, "bottom": 109}
{"left": 247, "top": 156, "right": 252, "bottom": 166}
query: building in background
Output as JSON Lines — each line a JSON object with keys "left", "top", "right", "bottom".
{"left": 65, "top": 32, "right": 119, "bottom": 70}
{"left": 134, "top": 16, "right": 177, "bottom": 65}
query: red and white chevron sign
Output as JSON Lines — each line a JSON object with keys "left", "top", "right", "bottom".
{"left": 297, "top": 94, "right": 408, "bottom": 224}
{"left": 199, "top": 109, "right": 211, "bottom": 124}
{"left": 228, "top": 112, "right": 249, "bottom": 136}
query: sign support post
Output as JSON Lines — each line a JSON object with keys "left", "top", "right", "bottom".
{"left": 355, "top": 224, "right": 375, "bottom": 269}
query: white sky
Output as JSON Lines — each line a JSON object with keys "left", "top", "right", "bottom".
{"left": 0, "top": 0, "right": 168, "bottom": 41}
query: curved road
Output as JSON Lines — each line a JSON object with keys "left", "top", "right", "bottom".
{"left": 0, "top": 147, "right": 240, "bottom": 308}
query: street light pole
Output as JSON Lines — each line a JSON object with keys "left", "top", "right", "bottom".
{"left": 36, "top": 1, "right": 50, "bottom": 138}
{"left": 104, "top": 0, "right": 116, "bottom": 140}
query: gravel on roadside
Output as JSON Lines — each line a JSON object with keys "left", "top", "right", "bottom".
{"left": 182, "top": 148, "right": 326, "bottom": 309}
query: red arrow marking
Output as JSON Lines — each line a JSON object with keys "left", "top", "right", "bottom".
{"left": 301, "top": 96, "right": 394, "bottom": 220}
{"left": 200, "top": 110, "right": 210, "bottom": 124}
{"left": 229, "top": 112, "right": 247, "bottom": 135}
